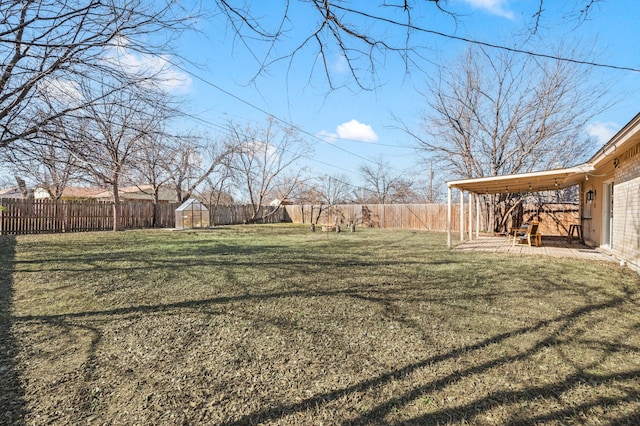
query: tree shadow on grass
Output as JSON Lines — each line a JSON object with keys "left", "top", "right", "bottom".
{"left": 0, "top": 236, "right": 26, "bottom": 424}
{"left": 216, "top": 294, "right": 640, "bottom": 426}
{"left": 351, "top": 304, "right": 640, "bottom": 424}
{"left": 7, "top": 243, "right": 639, "bottom": 424}
{"left": 10, "top": 287, "right": 640, "bottom": 424}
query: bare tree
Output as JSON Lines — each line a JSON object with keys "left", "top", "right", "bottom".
{"left": 68, "top": 83, "right": 165, "bottom": 231}
{"left": 530, "top": 1, "right": 603, "bottom": 33}
{"left": 133, "top": 136, "right": 172, "bottom": 198}
{"left": 213, "top": 1, "right": 607, "bottom": 90}
{"left": 409, "top": 45, "right": 610, "bottom": 231}
{"left": 193, "top": 155, "right": 236, "bottom": 226}
{"left": 315, "top": 174, "right": 352, "bottom": 206}
{"left": 359, "top": 157, "right": 415, "bottom": 204}
{"left": 298, "top": 174, "right": 352, "bottom": 225}
{"left": 229, "top": 117, "right": 311, "bottom": 223}
{"left": 0, "top": 0, "right": 195, "bottom": 150}
{"left": 412, "top": 160, "right": 442, "bottom": 203}
{"left": 161, "top": 134, "right": 235, "bottom": 204}
{"left": 197, "top": 176, "right": 235, "bottom": 205}
{"left": 0, "top": 172, "right": 12, "bottom": 189}
{"left": 127, "top": 131, "right": 177, "bottom": 227}
{"left": 2, "top": 80, "right": 93, "bottom": 199}
{"left": 4, "top": 136, "right": 81, "bottom": 201}
{"left": 264, "top": 171, "right": 308, "bottom": 204}
{"left": 130, "top": 129, "right": 236, "bottom": 226}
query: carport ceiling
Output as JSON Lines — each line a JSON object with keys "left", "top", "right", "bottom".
{"left": 447, "top": 164, "right": 594, "bottom": 195}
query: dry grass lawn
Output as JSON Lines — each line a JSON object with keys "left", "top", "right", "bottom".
{"left": 1, "top": 224, "right": 639, "bottom": 425}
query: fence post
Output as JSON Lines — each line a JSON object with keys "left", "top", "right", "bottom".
{"left": 447, "top": 187, "right": 452, "bottom": 248}
{"left": 0, "top": 198, "right": 4, "bottom": 235}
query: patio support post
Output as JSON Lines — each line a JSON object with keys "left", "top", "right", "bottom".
{"left": 447, "top": 186, "right": 452, "bottom": 248}
{"left": 468, "top": 192, "right": 473, "bottom": 241}
{"left": 476, "top": 194, "right": 480, "bottom": 238}
{"left": 460, "top": 190, "right": 464, "bottom": 242}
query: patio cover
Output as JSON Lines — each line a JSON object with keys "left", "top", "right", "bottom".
{"left": 447, "top": 163, "right": 594, "bottom": 194}
{"left": 445, "top": 163, "right": 594, "bottom": 248}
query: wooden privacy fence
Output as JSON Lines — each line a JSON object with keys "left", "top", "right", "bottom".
{"left": 0, "top": 198, "right": 578, "bottom": 236}
{"left": 284, "top": 203, "right": 580, "bottom": 235}
{"left": 0, "top": 199, "right": 178, "bottom": 234}
{"left": 208, "top": 205, "right": 284, "bottom": 225}
{"left": 285, "top": 204, "right": 462, "bottom": 232}
{"left": 521, "top": 203, "right": 580, "bottom": 237}
{"left": 0, "top": 198, "right": 286, "bottom": 235}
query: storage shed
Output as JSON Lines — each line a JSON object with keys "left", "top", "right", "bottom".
{"left": 175, "top": 198, "right": 209, "bottom": 229}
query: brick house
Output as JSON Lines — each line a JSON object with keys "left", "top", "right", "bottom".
{"left": 447, "top": 112, "right": 640, "bottom": 273}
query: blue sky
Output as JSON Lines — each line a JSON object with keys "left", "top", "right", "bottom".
{"left": 148, "top": 1, "right": 640, "bottom": 187}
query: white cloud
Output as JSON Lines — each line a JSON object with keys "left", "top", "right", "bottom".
{"left": 241, "top": 140, "right": 278, "bottom": 159}
{"left": 37, "top": 79, "right": 83, "bottom": 107}
{"left": 102, "top": 36, "right": 192, "bottom": 94}
{"left": 331, "top": 54, "right": 348, "bottom": 74}
{"left": 118, "top": 53, "right": 192, "bottom": 94}
{"left": 587, "top": 122, "right": 618, "bottom": 145}
{"left": 321, "top": 119, "right": 378, "bottom": 143}
{"left": 461, "top": 0, "right": 514, "bottom": 19}
{"left": 317, "top": 130, "right": 339, "bottom": 143}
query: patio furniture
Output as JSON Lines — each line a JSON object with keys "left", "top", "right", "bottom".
{"left": 567, "top": 224, "right": 583, "bottom": 244}
{"left": 512, "top": 221, "right": 541, "bottom": 247}
{"left": 507, "top": 223, "right": 529, "bottom": 244}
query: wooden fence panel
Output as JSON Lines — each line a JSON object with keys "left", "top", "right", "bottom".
{"left": 523, "top": 203, "right": 579, "bottom": 236}
{"left": 286, "top": 204, "right": 462, "bottom": 232}
{"left": 0, "top": 198, "right": 577, "bottom": 236}
{"left": 283, "top": 203, "right": 576, "bottom": 235}
{"left": 205, "top": 204, "right": 284, "bottom": 225}
{"left": 0, "top": 198, "right": 173, "bottom": 235}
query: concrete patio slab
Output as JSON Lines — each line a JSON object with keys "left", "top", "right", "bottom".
{"left": 454, "top": 236, "right": 616, "bottom": 263}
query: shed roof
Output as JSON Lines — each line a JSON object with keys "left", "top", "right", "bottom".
{"left": 175, "top": 198, "right": 208, "bottom": 212}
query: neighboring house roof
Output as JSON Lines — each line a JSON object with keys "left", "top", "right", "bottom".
{"left": 34, "top": 185, "right": 178, "bottom": 202}
{"left": 61, "top": 187, "right": 105, "bottom": 198}
{"left": 118, "top": 184, "right": 156, "bottom": 195}
{"left": 93, "top": 185, "right": 178, "bottom": 202}
{"left": 0, "top": 187, "right": 25, "bottom": 198}
{"left": 33, "top": 186, "right": 105, "bottom": 199}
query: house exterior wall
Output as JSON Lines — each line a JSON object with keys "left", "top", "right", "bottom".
{"left": 582, "top": 139, "right": 640, "bottom": 272}
{"left": 33, "top": 188, "right": 50, "bottom": 199}
{"left": 612, "top": 148, "right": 640, "bottom": 272}
{"left": 580, "top": 163, "right": 613, "bottom": 247}
{"left": 34, "top": 187, "right": 104, "bottom": 200}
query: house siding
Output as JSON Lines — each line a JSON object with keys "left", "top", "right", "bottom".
{"left": 581, "top": 180, "right": 600, "bottom": 246}
{"left": 613, "top": 156, "right": 640, "bottom": 272}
